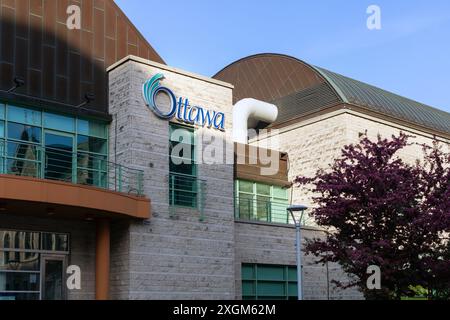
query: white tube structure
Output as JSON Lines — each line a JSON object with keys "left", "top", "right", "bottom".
{"left": 232, "top": 98, "right": 279, "bottom": 144}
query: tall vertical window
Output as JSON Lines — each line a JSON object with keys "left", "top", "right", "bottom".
{"left": 235, "top": 180, "right": 289, "bottom": 224}
{"left": 169, "top": 124, "right": 198, "bottom": 208}
{"left": 242, "top": 264, "right": 298, "bottom": 300}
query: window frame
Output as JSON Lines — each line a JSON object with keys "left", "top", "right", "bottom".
{"left": 235, "top": 180, "right": 290, "bottom": 224}
{"left": 0, "top": 102, "right": 109, "bottom": 189}
{"left": 169, "top": 123, "right": 198, "bottom": 209}
{"left": 242, "top": 264, "right": 298, "bottom": 300}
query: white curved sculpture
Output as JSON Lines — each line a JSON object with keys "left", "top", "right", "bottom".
{"left": 232, "top": 98, "right": 279, "bottom": 144}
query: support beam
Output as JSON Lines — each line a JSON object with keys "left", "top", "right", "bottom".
{"left": 95, "top": 219, "right": 110, "bottom": 300}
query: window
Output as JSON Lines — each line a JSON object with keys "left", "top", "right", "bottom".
{"left": 0, "top": 230, "right": 69, "bottom": 301}
{"left": 242, "top": 264, "right": 298, "bottom": 300}
{"left": 169, "top": 124, "right": 198, "bottom": 208}
{"left": 7, "top": 106, "right": 41, "bottom": 126}
{"left": 235, "top": 180, "right": 289, "bottom": 224}
{"left": 7, "top": 123, "right": 41, "bottom": 143}
{"left": 0, "top": 103, "right": 108, "bottom": 189}
{"left": 44, "top": 113, "right": 75, "bottom": 133}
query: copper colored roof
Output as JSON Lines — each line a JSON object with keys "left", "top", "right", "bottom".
{"left": 214, "top": 53, "right": 450, "bottom": 135}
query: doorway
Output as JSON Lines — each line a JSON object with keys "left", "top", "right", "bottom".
{"left": 41, "top": 255, "right": 66, "bottom": 300}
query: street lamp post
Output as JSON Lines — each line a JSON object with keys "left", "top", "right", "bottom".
{"left": 287, "top": 204, "right": 308, "bottom": 301}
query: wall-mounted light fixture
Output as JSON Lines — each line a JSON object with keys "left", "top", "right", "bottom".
{"left": 7, "top": 77, "right": 25, "bottom": 93}
{"left": 76, "top": 93, "right": 95, "bottom": 109}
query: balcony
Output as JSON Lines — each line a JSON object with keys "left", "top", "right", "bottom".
{"left": 169, "top": 173, "right": 206, "bottom": 221}
{"left": 0, "top": 139, "right": 144, "bottom": 195}
{"left": 235, "top": 196, "right": 290, "bottom": 224}
{"left": 0, "top": 139, "right": 150, "bottom": 220}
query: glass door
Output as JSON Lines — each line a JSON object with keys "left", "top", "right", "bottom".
{"left": 41, "top": 255, "right": 66, "bottom": 300}
{"left": 44, "top": 131, "right": 75, "bottom": 183}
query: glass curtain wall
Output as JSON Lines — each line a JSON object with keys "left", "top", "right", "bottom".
{"left": 0, "top": 103, "right": 108, "bottom": 188}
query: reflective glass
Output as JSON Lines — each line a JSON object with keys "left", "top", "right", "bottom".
{"left": 44, "top": 113, "right": 75, "bottom": 133}
{"left": 0, "top": 292, "right": 39, "bottom": 301}
{"left": 77, "top": 136, "right": 107, "bottom": 155}
{"left": 77, "top": 119, "right": 107, "bottom": 138}
{"left": 41, "top": 233, "right": 69, "bottom": 252}
{"left": 0, "top": 252, "right": 40, "bottom": 271}
{"left": 7, "top": 123, "right": 41, "bottom": 143}
{"left": 8, "top": 106, "right": 41, "bottom": 126}
{"left": 256, "top": 183, "right": 271, "bottom": 196}
{"left": 0, "top": 231, "right": 40, "bottom": 250}
{"left": 0, "top": 272, "right": 40, "bottom": 291}
{"left": 238, "top": 181, "right": 253, "bottom": 193}
{"left": 0, "top": 121, "right": 4, "bottom": 138}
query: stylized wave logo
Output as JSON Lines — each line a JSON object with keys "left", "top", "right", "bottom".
{"left": 142, "top": 73, "right": 177, "bottom": 119}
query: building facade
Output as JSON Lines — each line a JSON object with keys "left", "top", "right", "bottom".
{"left": 0, "top": 2, "right": 449, "bottom": 301}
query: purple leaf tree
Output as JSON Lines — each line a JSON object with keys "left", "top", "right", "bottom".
{"left": 295, "top": 133, "right": 450, "bottom": 300}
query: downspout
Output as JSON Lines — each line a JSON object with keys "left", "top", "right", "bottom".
{"left": 232, "top": 98, "right": 279, "bottom": 144}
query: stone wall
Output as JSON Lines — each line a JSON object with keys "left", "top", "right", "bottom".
{"left": 108, "top": 56, "right": 235, "bottom": 300}
{"left": 243, "top": 108, "right": 450, "bottom": 300}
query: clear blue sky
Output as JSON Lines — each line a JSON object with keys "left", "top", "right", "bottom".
{"left": 115, "top": 0, "right": 450, "bottom": 112}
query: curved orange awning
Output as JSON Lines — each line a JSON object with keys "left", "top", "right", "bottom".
{"left": 0, "top": 175, "right": 151, "bottom": 220}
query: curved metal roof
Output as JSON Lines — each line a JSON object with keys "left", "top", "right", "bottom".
{"left": 214, "top": 53, "right": 450, "bottom": 135}
{"left": 314, "top": 67, "right": 450, "bottom": 135}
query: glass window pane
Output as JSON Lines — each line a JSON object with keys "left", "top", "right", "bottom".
{"left": 242, "top": 281, "right": 255, "bottom": 296}
{"left": 256, "top": 183, "right": 271, "bottom": 196}
{"left": 44, "top": 113, "right": 75, "bottom": 133}
{"left": 0, "top": 292, "right": 39, "bottom": 301}
{"left": 6, "top": 158, "right": 40, "bottom": 178}
{"left": 77, "top": 119, "right": 107, "bottom": 138}
{"left": 0, "top": 104, "right": 5, "bottom": 120}
{"left": 0, "top": 231, "right": 40, "bottom": 250}
{"left": 8, "top": 106, "right": 41, "bottom": 126}
{"left": 237, "top": 193, "right": 253, "bottom": 220}
{"left": 238, "top": 180, "right": 253, "bottom": 193}
{"left": 77, "top": 136, "right": 107, "bottom": 155}
{"left": 0, "top": 272, "right": 40, "bottom": 292}
{"left": 257, "top": 282, "right": 285, "bottom": 297}
{"left": 288, "top": 283, "right": 298, "bottom": 297}
{"left": 41, "top": 233, "right": 69, "bottom": 252}
{"left": 7, "top": 123, "right": 41, "bottom": 143}
{"left": 287, "top": 268, "right": 297, "bottom": 281}
{"left": 271, "top": 200, "right": 289, "bottom": 224}
{"left": 77, "top": 153, "right": 107, "bottom": 171}
{"left": 273, "top": 186, "right": 288, "bottom": 199}
{"left": 0, "top": 252, "right": 40, "bottom": 271}
{"left": 256, "top": 196, "right": 271, "bottom": 221}
{"left": 0, "top": 121, "right": 4, "bottom": 138}
{"left": 170, "top": 125, "right": 194, "bottom": 144}
{"left": 258, "top": 266, "right": 285, "bottom": 281}
{"left": 242, "top": 265, "right": 255, "bottom": 280}
{"left": 77, "top": 168, "right": 107, "bottom": 188}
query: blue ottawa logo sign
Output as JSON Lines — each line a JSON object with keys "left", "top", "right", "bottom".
{"left": 142, "top": 73, "right": 225, "bottom": 131}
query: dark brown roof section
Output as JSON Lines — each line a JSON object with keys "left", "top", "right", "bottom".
{"left": 214, "top": 53, "right": 340, "bottom": 105}
{"left": 0, "top": 0, "right": 164, "bottom": 120}
{"left": 214, "top": 53, "right": 450, "bottom": 137}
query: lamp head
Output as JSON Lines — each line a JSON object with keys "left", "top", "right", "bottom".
{"left": 287, "top": 204, "right": 308, "bottom": 212}
{"left": 85, "top": 93, "right": 95, "bottom": 103}
{"left": 14, "top": 77, "right": 25, "bottom": 88}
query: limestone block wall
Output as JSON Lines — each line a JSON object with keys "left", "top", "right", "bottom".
{"left": 234, "top": 221, "right": 362, "bottom": 300}
{"left": 242, "top": 108, "right": 450, "bottom": 300}
{"left": 108, "top": 56, "right": 235, "bottom": 300}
